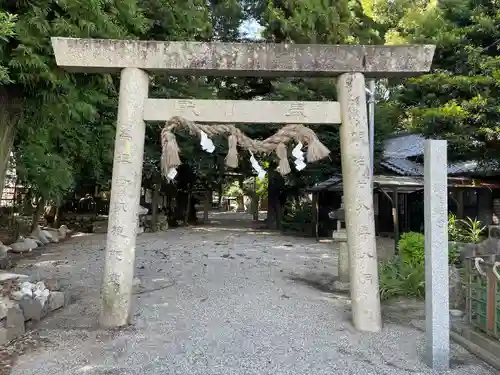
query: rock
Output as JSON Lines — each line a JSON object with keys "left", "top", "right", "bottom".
{"left": 48, "top": 291, "right": 65, "bottom": 311}
{"left": 6, "top": 304, "right": 25, "bottom": 341}
{"left": 450, "top": 309, "right": 464, "bottom": 317}
{"left": 58, "top": 225, "right": 70, "bottom": 240}
{"left": 10, "top": 291, "right": 24, "bottom": 301}
{"left": 0, "top": 242, "right": 11, "bottom": 258}
{"left": 132, "top": 277, "right": 142, "bottom": 294}
{"left": 41, "top": 229, "right": 53, "bottom": 242}
{"left": 30, "top": 226, "right": 51, "bottom": 245}
{"left": 0, "top": 328, "right": 7, "bottom": 346}
{"left": 0, "top": 297, "right": 14, "bottom": 320}
{"left": 44, "top": 278, "right": 60, "bottom": 291}
{"left": 42, "top": 228, "right": 60, "bottom": 243}
{"left": 26, "top": 236, "right": 43, "bottom": 247}
{"left": 10, "top": 238, "right": 38, "bottom": 253}
{"left": 33, "top": 286, "right": 50, "bottom": 307}
{"left": 18, "top": 295, "right": 44, "bottom": 321}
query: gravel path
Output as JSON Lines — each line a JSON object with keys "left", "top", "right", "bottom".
{"left": 8, "top": 212, "right": 496, "bottom": 374}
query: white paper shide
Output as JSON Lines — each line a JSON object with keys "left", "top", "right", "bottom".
{"left": 200, "top": 130, "right": 215, "bottom": 153}
{"left": 249, "top": 152, "right": 266, "bottom": 181}
{"left": 292, "top": 142, "right": 306, "bottom": 171}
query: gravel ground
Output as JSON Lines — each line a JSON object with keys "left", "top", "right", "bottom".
{"left": 7, "top": 212, "right": 497, "bottom": 375}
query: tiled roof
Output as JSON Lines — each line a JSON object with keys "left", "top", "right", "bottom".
{"left": 381, "top": 134, "right": 495, "bottom": 177}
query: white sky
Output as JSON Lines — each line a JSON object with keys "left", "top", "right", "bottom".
{"left": 239, "top": 18, "right": 264, "bottom": 40}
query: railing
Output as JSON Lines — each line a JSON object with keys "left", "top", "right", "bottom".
{"left": 465, "top": 255, "right": 500, "bottom": 339}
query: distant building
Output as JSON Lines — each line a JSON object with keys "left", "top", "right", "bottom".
{"left": 308, "top": 134, "right": 500, "bottom": 239}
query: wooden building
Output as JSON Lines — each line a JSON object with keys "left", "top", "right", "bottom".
{"left": 308, "top": 133, "right": 500, "bottom": 241}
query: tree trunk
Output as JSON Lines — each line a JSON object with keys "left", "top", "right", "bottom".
{"left": 151, "top": 183, "right": 160, "bottom": 232}
{"left": 267, "top": 170, "right": 284, "bottom": 230}
{"left": 184, "top": 191, "right": 191, "bottom": 225}
{"left": 251, "top": 177, "right": 258, "bottom": 221}
{"left": 217, "top": 182, "right": 223, "bottom": 209}
{"left": 203, "top": 189, "right": 211, "bottom": 222}
{"left": 31, "top": 197, "right": 45, "bottom": 232}
{"left": 0, "top": 88, "right": 21, "bottom": 200}
{"left": 251, "top": 194, "right": 259, "bottom": 221}
{"left": 0, "top": 115, "right": 16, "bottom": 200}
{"left": 54, "top": 205, "right": 62, "bottom": 228}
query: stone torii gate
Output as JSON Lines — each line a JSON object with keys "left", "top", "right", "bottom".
{"left": 51, "top": 38, "right": 435, "bottom": 332}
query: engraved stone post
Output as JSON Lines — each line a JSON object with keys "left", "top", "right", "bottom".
{"left": 424, "top": 140, "right": 450, "bottom": 370}
{"left": 100, "top": 67, "right": 149, "bottom": 328}
{"left": 337, "top": 73, "right": 382, "bottom": 332}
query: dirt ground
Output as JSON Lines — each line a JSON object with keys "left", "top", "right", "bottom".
{"left": 4, "top": 212, "right": 495, "bottom": 375}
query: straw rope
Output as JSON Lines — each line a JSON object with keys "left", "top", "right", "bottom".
{"left": 160, "top": 116, "right": 330, "bottom": 177}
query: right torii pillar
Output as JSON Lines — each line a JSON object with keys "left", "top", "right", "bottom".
{"left": 337, "top": 73, "right": 381, "bottom": 331}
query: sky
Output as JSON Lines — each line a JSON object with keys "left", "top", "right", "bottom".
{"left": 239, "top": 18, "right": 264, "bottom": 40}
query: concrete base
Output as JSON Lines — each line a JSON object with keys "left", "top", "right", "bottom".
{"left": 332, "top": 281, "right": 350, "bottom": 293}
{"left": 451, "top": 323, "right": 500, "bottom": 371}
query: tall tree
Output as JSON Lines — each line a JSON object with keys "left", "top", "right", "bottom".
{"left": 0, "top": 0, "right": 148, "bottom": 205}
{"left": 380, "top": 0, "right": 500, "bottom": 164}
{"left": 242, "top": 0, "right": 385, "bottom": 228}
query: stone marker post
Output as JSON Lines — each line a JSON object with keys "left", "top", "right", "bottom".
{"left": 100, "top": 67, "right": 149, "bottom": 327}
{"left": 337, "top": 73, "right": 382, "bottom": 332}
{"left": 424, "top": 139, "right": 450, "bottom": 370}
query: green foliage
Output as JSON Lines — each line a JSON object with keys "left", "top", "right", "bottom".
{"left": 0, "top": 10, "right": 16, "bottom": 83}
{"left": 398, "top": 232, "right": 425, "bottom": 266}
{"left": 448, "top": 213, "right": 462, "bottom": 242}
{"left": 379, "top": 258, "right": 425, "bottom": 300}
{"left": 1, "top": 0, "right": 150, "bottom": 201}
{"left": 381, "top": 0, "right": 500, "bottom": 163}
{"left": 281, "top": 199, "right": 313, "bottom": 233}
{"left": 448, "top": 213, "right": 486, "bottom": 244}
{"left": 379, "top": 226, "right": 464, "bottom": 300}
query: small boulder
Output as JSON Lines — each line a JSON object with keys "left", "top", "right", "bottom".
{"left": 0, "top": 297, "right": 14, "bottom": 320}
{"left": 6, "top": 304, "right": 25, "bottom": 341}
{"left": 44, "top": 278, "right": 60, "bottom": 291}
{"left": 27, "top": 236, "right": 43, "bottom": 247}
{"left": 48, "top": 291, "right": 65, "bottom": 311}
{"left": 30, "top": 226, "right": 51, "bottom": 245}
{"left": 58, "top": 225, "right": 70, "bottom": 240}
{"left": 0, "top": 242, "right": 11, "bottom": 258}
{"left": 41, "top": 229, "right": 53, "bottom": 242}
{"left": 18, "top": 295, "right": 44, "bottom": 321}
{"left": 10, "top": 238, "right": 38, "bottom": 253}
{"left": 43, "top": 228, "right": 60, "bottom": 243}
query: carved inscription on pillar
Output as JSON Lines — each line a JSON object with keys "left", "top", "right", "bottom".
{"left": 175, "top": 99, "right": 200, "bottom": 117}
{"left": 285, "top": 102, "right": 306, "bottom": 118}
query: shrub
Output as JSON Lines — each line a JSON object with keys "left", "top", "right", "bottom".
{"left": 379, "top": 229, "right": 461, "bottom": 300}
{"left": 448, "top": 213, "right": 486, "bottom": 244}
{"left": 281, "top": 199, "right": 313, "bottom": 233}
{"left": 379, "top": 258, "right": 425, "bottom": 301}
{"left": 398, "top": 232, "right": 425, "bottom": 267}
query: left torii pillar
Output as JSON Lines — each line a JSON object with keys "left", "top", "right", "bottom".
{"left": 101, "top": 68, "right": 149, "bottom": 327}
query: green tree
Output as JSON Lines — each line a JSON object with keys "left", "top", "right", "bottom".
{"left": 381, "top": 0, "right": 500, "bottom": 164}
{"left": 0, "top": 0, "right": 148, "bottom": 207}
{"left": 241, "top": 0, "right": 386, "bottom": 229}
